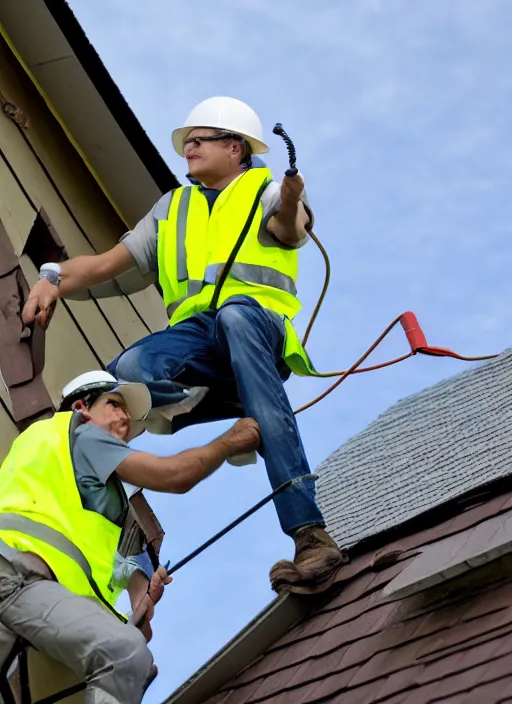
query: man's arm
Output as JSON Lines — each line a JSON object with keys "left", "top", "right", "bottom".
{"left": 22, "top": 191, "right": 170, "bottom": 329}
{"left": 115, "top": 418, "right": 260, "bottom": 493}
{"left": 266, "top": 173, "right": 312, "bottom": 247}
{"left": 22, "top": 242, "right": 136, "bottom": 328}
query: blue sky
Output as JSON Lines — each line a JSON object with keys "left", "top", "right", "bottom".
{"left": 68, "top": 1, "right": 512, "bottom": 700}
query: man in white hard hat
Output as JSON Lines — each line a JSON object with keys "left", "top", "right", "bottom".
{"left": 22, "top": 96, "right": 346, "bottom": 594}
{"left": 0, "top": 370, "right": 260, "bottom": 703}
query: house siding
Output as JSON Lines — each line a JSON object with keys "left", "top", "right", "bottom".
{"left": 0, "top": 30, "right": 167, "bottom": 450}
{"left": 0, "top": 27, "right": 167, "bottom": 702}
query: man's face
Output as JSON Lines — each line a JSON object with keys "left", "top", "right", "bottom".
{"left": 183, "top": 127, "right": 240, "bottom": 181}
{"left": 85, "top": 393, "right": 131, "bottom": 441}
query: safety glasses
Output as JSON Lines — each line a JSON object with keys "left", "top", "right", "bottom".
{"left": 183, "top": 132, "right": 244, "bottom": 150}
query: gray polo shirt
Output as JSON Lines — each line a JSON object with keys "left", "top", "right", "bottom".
{"left": 72, "top": 421, "right": 136, "bottom": 527}
{"left": 121, "top": 175, "right": 313, "bottom": 279}
{"left": 72, "top": 417, "right": 154, "bottom": 586}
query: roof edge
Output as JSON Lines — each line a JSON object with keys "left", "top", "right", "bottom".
{"left": 42, "top": 0, "right": 180, "bottom": 195}
{"left": 347, "top": 466, "right": 512, "bottom": 563}
{"left": 165, "top": 472, "right": 512, "bottom": 703}
{"left": 164, "top": 592, "right": 313, "bottom": 704}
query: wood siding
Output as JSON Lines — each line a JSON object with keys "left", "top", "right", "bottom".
{"left": 0, "top": 29, "right": 169, "bottom": 703}
{"left": 0, "top": 32, "right": 167, "bottom": 457}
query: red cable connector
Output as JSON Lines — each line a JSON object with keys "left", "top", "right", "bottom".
{"left": 399, "top": 311, "right": 498, "bottom": 362}
{"left": 295, "top": 311, "right": 499, "bottom": 414}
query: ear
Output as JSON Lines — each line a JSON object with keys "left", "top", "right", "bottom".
{"left": 71, "top": 400, "right": 91, "bottom": 419}
{"left": 229, "top": 142, "right": 241, "bottom": 159}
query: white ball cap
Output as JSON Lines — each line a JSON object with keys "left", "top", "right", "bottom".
{"left": 172, "top": 96, "right": 269, "bottom": 157}
{"left": 60, "top": 370, "right": 151, "bottom": 440}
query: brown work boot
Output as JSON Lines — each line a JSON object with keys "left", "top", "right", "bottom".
{"left": 270, "top": 524, "right": 349, "bottom": 595}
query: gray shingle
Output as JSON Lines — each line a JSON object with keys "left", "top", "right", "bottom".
{"left": 316, "top": 348, "right": 512, "bottom": 548}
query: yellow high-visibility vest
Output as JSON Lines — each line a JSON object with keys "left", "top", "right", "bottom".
{"left": 0, "top": 413, "right": 126, "bottom": 620}
{"left": 157, "top": 167, "right": 317, "bottom": 376}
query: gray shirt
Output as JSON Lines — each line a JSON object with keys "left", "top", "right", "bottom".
{"left": 121, "top": 176, "right": 313, "bottom": 279}
{"left": 72, "top": 421, "right": 136, "bottom": 527}
{"left": 71, "top": 417, "right": 154, "bottom": 586}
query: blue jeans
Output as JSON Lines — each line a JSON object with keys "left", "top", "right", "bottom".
{"left": 108, "top": 296, "right": 324, "bottom": 536}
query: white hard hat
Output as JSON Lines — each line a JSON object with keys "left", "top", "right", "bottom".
{"left": 172, "top": 96, "right": 269, "bottom": 157}
{"left": 60, "top": 370, "right": 151, "bottom": 441}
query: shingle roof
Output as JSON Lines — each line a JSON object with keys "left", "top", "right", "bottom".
{"left": 317, "top": 348, "right": 512, "bottom": 549}
{"left": 204, "top": 491, "right": 512, "bottom": 704}
{"left": 166, "top": 347, "right": 512, "bottom": 704}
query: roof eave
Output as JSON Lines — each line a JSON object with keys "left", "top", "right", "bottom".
{"left": 166, "top": 470, "right": 512, "bottom": 703}
{"left": 42, "top": 0, "right": 178, "bottom": 195}
{"left": 164, "top": 593, "right": 313, "bottom": 704}
{"left": 0, "top": 0, "right": 180, "bottom": 228}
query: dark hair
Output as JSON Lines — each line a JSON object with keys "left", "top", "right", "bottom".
{"left": 240, "top": 140, "right": 253, "bottom": 168}
{"left": 59, "top": 383, "right": 117, "bottom": 412}
{"left": 212, "top": 129, "right": 253, "bottom": 167}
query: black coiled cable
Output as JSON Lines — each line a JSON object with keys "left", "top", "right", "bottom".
{"left": 273, "top": 123, "right": 298, "bottom": 176}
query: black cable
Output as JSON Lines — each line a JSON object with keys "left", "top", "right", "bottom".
{"left": 209, "top": 179, "right": 271, "bottom": 310}
{"left": 166, "top": 474, "right": 318, "bottom": 576}
{"left": 272, "top": 123, "right": 298, "bottom": 176}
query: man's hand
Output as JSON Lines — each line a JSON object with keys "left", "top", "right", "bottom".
{"left": 131, "top": 566, "right": 172, "bottom": 642}
{"left": 268, "top": 173, "right": 309, "bottom": 247}
{"left": 22, "top": 243, "right": 136, "bottom": 329}
{"left": 22, "top": 279, "right": 60, "bottom": 329}
{"left": 220, "top": 418, "right": 261, "bottom": 457}
{"left": 117, "top": 419, "right": 261, "bottom": 494}
{"left": 280, "top": 172, "right": 305, "bottom": 208}
{"left": 147, "top": 565, "right": 172, "bottom": 605}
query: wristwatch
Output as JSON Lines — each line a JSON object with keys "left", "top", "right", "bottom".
{"left": 39, "top": 262, "right": 61, "bottom": 287}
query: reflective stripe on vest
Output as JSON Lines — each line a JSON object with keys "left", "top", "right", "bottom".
{"left": 0, "top": 413, "right": 125, "bottom": 618}
{"left": 0, "top": 513, "right": 125, "bottom": 621}
{"left": 158, "top": 169, "right": 300, "bottom": 313}
{"left": 157, "top": 168, "right": 320, "bottom": 375}
{"left": 177, "top": 187, "right": 191, "bottom": 282}
{"left": 166, "top": 263, "right": 297, "bottom": 318}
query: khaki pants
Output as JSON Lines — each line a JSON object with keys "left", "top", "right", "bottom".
{"left": 0, "top": 554, "right": 153, "bottom": 704}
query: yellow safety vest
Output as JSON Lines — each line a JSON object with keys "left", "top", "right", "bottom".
{"left": 157, "top": 167, "right": 317, "bottom": 376}
{"left": 0, "top": 413, "right": 126, "bottom": 621}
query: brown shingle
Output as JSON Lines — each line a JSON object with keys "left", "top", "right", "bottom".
{"left": 253, "top": 680, "right": 319, "bottom": 704}
{"left": 284, "top": 647, "right": 349, "bottom": 690}
{"left": 221, "top": 679, "right": 265, "bottom": 704}
{"left": 369, "top": 665, "right": 423, "bottom": 701}
{"left": 263, "top": 636, "right": 320, "bottom": 673}
{"left": 327, "top": 596, "right": 400, "bottom": 635}
{"left": 229, "top": 648, "right": 290, "bottom": 687}
{"left": 193, "top": 490, "right": 512, "bottom": 704}
{"left": 231, "top": 650, "right": 294, "bottom": 689}
{"left": 463, "top": 676, "right": 512, "bottom": 704}
{"left": 330, "top": 679, "right": 389, "bottom": 704}
{"left": 303, "top": 666, "right": 362, "bottom": 701}
{"left": 0, "top": 222, "right": 53, "bottom": 425}
{"left": 416, "top": 606, "right": 512, "bottom": 659}
{"left": 491, "top": 676, "right": 512, "bottom": 702}
{"left": 246, "top": 665, "right": 303, "bottom": 702}
{"left": 426, "top": 659, "right": 501, "bottom": 700}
